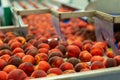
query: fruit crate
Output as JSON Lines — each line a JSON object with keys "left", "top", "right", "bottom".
{"left": 11, "top": 0, "right": 50, "bottom": 16}
{"left": 29, "top": 10, "right": 120, "bottom": 80}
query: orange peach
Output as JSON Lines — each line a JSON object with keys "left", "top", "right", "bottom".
{"left": 22, "top": 55, "right": 35, "bottom": 64}
{"left": 94, "top": 42, "right": 107, "bottom": 52}
{"left": 106, "top": 50, "right": 114, "bottom": 58}
{"left": 31, "top": 70, "right": 47, "bottom": 78}
{"left": 3, "top": 65, "right": 17, "bottom": 73}
{"left": 12, "top": 47, "right": 24, "bottom": 55}
{"left": 79, "top": 51, "right": 92, "bottom": 62}
{"left": 10, "top": 41, "right": 22, "bottom": 50}
{"left": 14, "top": 52, "right": 25, "bottom": 59}
{"left": 35, "top": 53, "right": 48, "bottom": 64}
{"left": 75, "top": 62, "right": 89, "bottom": 72}
{"left": 82, "top": 43, "right": 93, "bottom": 52}
{"left": 38, "top": 43, "right": 50, "bottom": 50}
{"left": 66, "top": 45, "right": 81, "bottom": 58}
{"left": 38, "top": 48, "right": 49, "bottom": 54}
{"left": 114, "top": 55, "right": 120, "bottom": 65}
{"left": 36, "top": 61, "right": 51, "bottom": 72}
{"left": 90, "top": 56, "right": 104, "bottom": 63}
{"left": 18, "top": 62, "right": 34, "bottom": 76}
{"left": 7, "top": 69, "right": 28, "bottom": 80}
{"left": 15, "top": 36, "right": 26, "bottom": 44}
{"left": 26, "top": 48, "right": 38, "bottom": 57}
{"left": 47, "top": 68, "right": 62, "bottom": 75}
{"left": 49, "top": 56, "right": 64, "bottom": 68}
{"left": 71, "top": 41, "right": 82, "bottom": 50}
{"left": 59, "top": 62, "right": 74, "bottom": 71}
{"left": 0, "top": 54, "right": 11, "bottom": 62}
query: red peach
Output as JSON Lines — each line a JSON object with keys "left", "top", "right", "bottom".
{"left": 56, "top": 44, "right": 67, "bottom": 55}
{"left": 91, "top": 61, "right": 105, "bottom": 70}
{"left": 8, "top": 56, "right": 22, "bottom": 67}
{"left": 18, "top": 62, "right": 34, "bottom": 76}
{"left": 3, "top": 65, "right": 17, "bottom": 73}
{"left": 71, "top": 41, "right": 82, "bottom": 50}
{"left": 38, "top": 43, "right": 50, "bottom": 50}
{"left": 7, "top": 69, "right": 28, "bottom": 80}
{"left": 14, "top": 52, "right": 25, "bottom": 59}
{"left": 0, "top": 71, "right": 7, "bottom": 80}
{"left": 106, "top": 50, "right": 114, "bottom": 58}
{"left": 90, "top": 56, "right": 104, "bottom": 63}
{"left": 36, "top": 61, "right": 51, "bottom": 72}
{"left": 114, "top": 55, "right": 120, "bottom": 65}
{"left": 26, "top": 48, "right": 38, "bottom": 57}
{"left": 10, "top": 41, "right": 22, "bottom": 50}
{"left": 47, "top": 68, "right": 62, "bottom": 75}
{"left": 90, "top": 46, "right": 104, "bottom": 56}
{"left": 49, "top": 56, "right": 64, "bottom": 68}
{"left": 66, "top": 45, "right": 81, "bottom": 58}
{"left": 59, "top": 62, "right": 74, "bottom": 71}
{"left": 22, "top": 43, "right": 33, "bottom": 50}
{"left": 82, "top": 43, "right": 93, "bottom": 52}
{"left": 0, "top": 59, "right": 7, "bottom": 70}
{"left": 38, "top": 48, "right": 49, "bottom": 54}
{"left": 79, "top": 51, "right": 92, "bottom": 62}
{"left": 0, "top": 54, "right": 10, "bottom": 62}
{"left": 94, "top": 42, "right": 107, "bottom": 51}
{"left": 104, "top": 58, "right": 117, "bottom": 68}
{"left": 31, "top": 70, "right": 47, "bottom": 78}
{"left": 48, "top": 39, "right": 59, "bottom": 49}
{"left": 63, "top": 70, "right": 76, "bottom": 74}
{"left": 35, "top": 53, "right": 48, "bottom": 64}
{"left": 12, "top": 47, "right": 24, "bottom": 55}
{"left": 0, "top": 49, "right": 12, "bottom": 56}
{"left": 75, "top": 62, "right": 90, "bottom": 72}
{"left": 22, "top": 55, "right": 35, "bottom": 64}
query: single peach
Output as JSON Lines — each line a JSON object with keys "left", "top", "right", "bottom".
{"left": 22, "top": 55, "right": 35, "bottom": 64}
{"left": 90, "top": 56, "right": 104, "bottom": 63}
{"left": 91, "top": 61, "right": 105, "bottom": 70}
{"left": 56, "top": 44, "right": 67, "bottom": 55}
{"left": 31, "top": 70, "right": 47, "bottom": 78}
{"left": 0, "top": 39, "right": 3, "bottom": 46}
{"left": 15, "top": 36, "right": 26, "bottom": 44}
{"left": 3, "top": 64, "right": 17, "bottom": 73}
{"left": 0, "top": 71, "right": 7, "bottom": 80}
{"left": 35, "top": 53, "right": 48, "bottom": 64}
{"left": 8, "top": 56, "right": 22, "bottom": 67}
{"left": 0, "top": 59, "right": 7, "bottom": 70}
{"left": 82, "top": 43, "right": 93, "bottom": 52}
{"left": 66, "top": 45, "right": 81, "bottom": 58}
{"left": 71, "top": 41, "right": 82, "bottom": 50}
{"left": 47, "top": 68, "right": 62, "bottom": 75}
{"left": 14, "top": 52, "right": 25, "bottom": 59}
{"left": 79, "top": 50, "right": 92, "bottom": 62}
{"left": 75, "top": 62, "right": 89, "bottom": 72}
{"left": 104, "top": 58, "right": 117, "bottom": 68}
{"left": 48, "top": 51, "right": 63, "bottom": 59}
{"left": 106, "top": 50, "right": 114, "bottom": 58}
{"left": 48, "top": 39, "right": 59, "bottom": 49}
{"left": 10, "top": 41, "right": 22, "bottom": 50}
{"left": 49, "top": 56, "right": 64, "bottom": 68}
{"left": 7, "top": 69, "right": 28, "bottom": 80}
{"left": 38, "top": 43, "right": 50, "bottom": 50}
{"left": 26, "top": 48, "right": 38, "bottom": 57}
{"left": 36, "top": 61, "right": 51, "bottom": 72}
{"left": 38, "top": 48, "right": 49, "bottom": 54}
{"left": 18, "top": 62, "right": 34, "bottom": 76}
{"left": 59, "top": 62, "right": 74, "bottom": 71}
{"left": 114, "top": 55, "right": 120, "bottom": 65}
{"left": 67, "top": 57, "right": 80, "bottom": 67}
{"left": 94, "top": 42, "right": 107, "bottom": 52}
{"left": 12, "top": 47, "right": 24, "bottom": 55}
{"left": 0, "top": 54, "right": 11, "bottom": 62}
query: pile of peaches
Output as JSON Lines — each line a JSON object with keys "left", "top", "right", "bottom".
{"left": 0, "top": 30, "right": 120, "bottom": 80}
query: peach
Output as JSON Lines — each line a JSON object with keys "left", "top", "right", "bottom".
{"left": 31, "top": 70, "right": 47, "bottom": 78}
{"left": 66, "top": 45, "right": 81, "bottom": 58}
{"left": 47, "top": 73, "right": 57, "bottom": 77}
{"left": 8, "top": 56, "right": 22, "bottom": 67}
{"left": 18, "top": 62, "right": 34, "bottom": 76}
{"left": 48, "top": 39, "right": 59, "bottom": 49}
{"left": 91, "top": 61, "right": 105, "bottom": 70}
{"left": 48, "top": 51, "right": 63, "bottom": 58}
{"left": 35, "top": 53, "right": 48, "bottom": 64}
{"left": 0, "top": 44, "right": 11, "bottom": 50}
{"left": 14, "top": 52, "right": 25, "bottom": 59}
{"left": 15, "top": 36, "right": 26, "bottom": 44}
{"left": 59, "top": 62, "right": 74, "bottom": 71}
{"left": 28, "top": 39, "right": 37, "bottom": 45}
{"left": 8, "top": 39, "right": 17, "bottom": 46}
{"left": 38, "top": 43, "right": 50, "bottom": 50}
{"left": 0, "top": 49, "right": 12, "bottom": 56}
{"left": 36, "top": 61, "right": 51, "bottom": 72}
{"left": 0, "top": 31, "right": 5, "bottom": 40}
{"left": 3, "top": 65, "right": 17, "bottom": 73}
{"left": 0, "top": 59, "right": 7, "bottom": 70}
{"left": 90, "top": 56, "right": 104, "bottom": 63}
{"left": 5, "top": 31, "right": 15, "bottom": 39}
{"left": 25, "top": 34, "right": 35, "bottom": 42}
{"left": 63, "top": 70, "right": 76, "bottom": 74}
{"left": 47, "top": 68, "right": 62, "bottom": 75}
{"left": 24, "top": 46, "right": 36, "bottom": 53}
{"left": 79, "top": 51, "right": 92, "bottom": 62}
{"left": 75, "top": 62, "right": 89, "bottom": 72}
{"left": 106, "top": 50, "right": 114, "bottom": 58}
{"left": 94, "top": 42, "right": 107, "bottom": 51}
{"left": 3, "top": 37, "right": 11, "bottom": 43}
{"left": 38, "top": 48, "right": 49, "bottom": 54}
{"left": 80, "top": 68, "right": 90, "bottom": 72}
{"left": 59, "top": 41, "right": 68, "bottom": 47}
{"left": 0, "top": 71, "right": 7, "bottom": 80}
{"left": 90, "top": 46, "right": 104, "bottom": 56}
{"left": 71, "top": 41, "right": 82, "bottom": 50}
{"left": 22, "top": 55, "right": 35, "bottom": 64}
{"left": 82, "top": 40, "right": 94, "bottom": 45}
{"left": 104, "top": 58, "right": 117, "bottom": 68}
{"left": 7, "top": 69, "right": 28, "bottom": 80}
{"left": 56, "top": 44, "right": 67, "bottom": 55}
{"left": 67, "top": 57, "right": 80, "bottom": 66}
{"left": 26, "top": 48, "right": 38, "bottom": 57}
{"left": 34, "top": 40, "right": 42, "bottom": 48}
{"left": 37, "top": 37, "right": 48, "bottom": 43}
{"left": 10, "top": 41, "right": 22, "bottom": 50}
{"left": 12, "top": 47, "right": 24, "bottom": 55}
{"left": 0, "top": 54, "right": 10, "bottom": 62}
{"left": 82, "top": 43, "right": 93, "bottom": 52}
{"left": 49, "top": 56, "right": 64, "bottom": 68}
{"left": 0, "top": 39, "right": 3, "bottom": 46}
{"left": 23, "top": 43, "right": 33, "bottom": 50}
{"left": 114, "top": 55, "right": 120, "bottom": 65}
